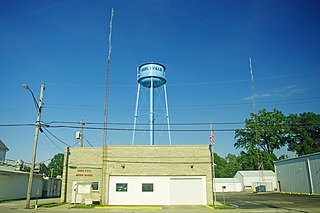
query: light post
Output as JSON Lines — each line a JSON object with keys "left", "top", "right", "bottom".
{"left": 23, "top": 83, "right": 45, "bottom": 209}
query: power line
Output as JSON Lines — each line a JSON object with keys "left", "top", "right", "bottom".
{"left": 42, "top": 127, "right": 71, "bottom": 147}
{"left": 84, "top": 136, "right": 94, "bottom": 147}
{"left": 0, "top": 122, "right": 317, "bottom": 131}
{"left": 45, "top": 70, "right": 320, "bottom": 88}
{"left": 42, "top": 96, "right": 320, "bottom": 111}
{"left": 42, "top": 130, "right": 64, "bottom": 152}
{"left": 0, "top": 123, "right": 35, "bottom": 127}
{"left": 43, "top": 125, "right": 238, "bottom": 132}
{"left": 45, "top": 121, "right": 245, "bottom": 126}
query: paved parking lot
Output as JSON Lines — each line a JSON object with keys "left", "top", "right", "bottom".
{"left": 216, "top": 192, "right": 320, "bottom": 212}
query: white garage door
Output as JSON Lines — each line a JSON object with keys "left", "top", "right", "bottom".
{"left": 170, "top": 178, "right": 206, "bottom": 205}
{"left": 108, "top": 176, "right": 206, "bottom": 205}
{"left": 109, "top": 176, "right": 170, "bottom": 205}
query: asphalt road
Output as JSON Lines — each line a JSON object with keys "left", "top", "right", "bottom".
{"left": 0, "top": 192, "right": 319, "bottom": 213}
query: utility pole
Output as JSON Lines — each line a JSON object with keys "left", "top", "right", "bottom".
{"left": 23, "top": 84, "right": 45, "bottom": 209}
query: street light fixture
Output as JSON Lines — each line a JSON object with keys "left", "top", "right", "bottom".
{"left": 23, "top": 84, "right": 40, "bottom": 111}
{"left": 23, "top": 83, "right": 45, "bottom": 209}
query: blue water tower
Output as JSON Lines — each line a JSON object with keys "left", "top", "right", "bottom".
{"left": 132, "top": 62, "right": 171, "bottom": 145}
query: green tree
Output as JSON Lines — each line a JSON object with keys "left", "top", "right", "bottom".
{"left": 224, "top": 154, "right": 241, "bottom": 177}
{"left": 237, "top": 150, "right": 277, "bottom": 171}
{"left": 278, "top": 154, "right": 289, "bottom": 160}
{"left": 213, "top": 153, "right": 242, "bottom": 178}
{"left": 234, "top": 109, "right": 289, "bottom": 169}
{"left": 287, "top": 112, "right": 320, "bottom": 156}
{"left": 39, "top": 163, "right": 48, "bottom": 176}
{"left": 48, "top": 153, "right": 64, "bottom": 177}
{"left": 237, "top": 150, "right": 259, "bottom": 170}
{"left": 213, "top": 153, "right": 228, "bottom": 178}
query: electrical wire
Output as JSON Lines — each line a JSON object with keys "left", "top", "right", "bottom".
{"left": 42, "top": 127, "right": 71, "bottom": 147}
{"left": 0, "top": 122, "right": 317, "bottom": 131}
{"left": 42, "top": 130, "right": 64, "bottom": 152}
{"left": 45, "top": 125, "right": 239, "bottom": 132}
{"left": 84, "top": 136, "right": 94, "bottom": 147}
{"left": 45, "top": 121, "right": 245, "bottom": 126}
{"left": 46, "top": 70, "right": 320, "bottom": 88}
{"left": 0, "top": 123, "right": 35, "bottom": 127}
{"left": 42, "top": 96, "right": 320, "bottom": 111}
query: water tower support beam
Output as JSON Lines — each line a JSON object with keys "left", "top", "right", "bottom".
{"left": 132, "top": 83, "right": 141, "bottom": 145}
{"left": 164, "top": 84, "right": 172, "bottom": 145}
{"left": 150, "top": 77, "right": 154, "bottom": 145}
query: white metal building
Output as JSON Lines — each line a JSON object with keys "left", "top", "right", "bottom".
{"left": 274, "top": 152, "right": 320, "bottom": 194}
{"left": 234, "top": 170, "right": 277, "bottom": 192}
{"left": 0, "top": 165, "right": 43, "bottom": 201}
{"left": 214, "top": 178, "right": 242, "bottom": 192}
{"left": 214, "top": 170, "right": 277, "bottom": 192}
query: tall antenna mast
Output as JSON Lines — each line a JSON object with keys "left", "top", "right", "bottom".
{"left": 80, "top": 119, "right": 84, "bottom": 147}
{"left": 102, "top": 7, "right": 114, "bottom": 146}
{"left": 249, "top": 57, "right": 265, "bottom": 189}
{"left": 102, "top": 8, "right": 114, "bottom": 206}
{"left": 249, "top": 57, "right": 257, "bottom": 113}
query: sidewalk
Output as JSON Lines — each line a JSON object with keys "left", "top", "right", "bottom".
{"left": 0, "top": 197, "right": 62, "bottom": 210}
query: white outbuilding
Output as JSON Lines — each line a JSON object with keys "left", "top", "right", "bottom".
{"left": 214, "top": 170, "right": 277, "bottom": 192}
{"left": 234, "top": 170, "right": 277, "bottom": 192}
{"left": 214, "top": 178, "right": 242, "bottom": 192}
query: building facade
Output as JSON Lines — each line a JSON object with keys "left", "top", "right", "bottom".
{"left": 274, "top": 152, "right": 320, "bottom": 194}
{"left": 60, "top": 145, "right": 214, "bottom": 205}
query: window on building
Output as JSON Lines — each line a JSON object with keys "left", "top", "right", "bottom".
{"left": 92, "top": 182, "right": 99, "bottom": 191}
{"left": 116, "top": 183, "right": 128, "bottom": 192}
{"left": 142, "top": 183, "right": 153, "bottom": 192}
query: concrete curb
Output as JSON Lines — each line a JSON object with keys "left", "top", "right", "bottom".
{"left": 94, "top": 206, "right": 163, "bottom": 210}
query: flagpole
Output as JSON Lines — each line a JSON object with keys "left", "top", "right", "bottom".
{"left": 210, "top": 123, "right": 217, "bottom": 206}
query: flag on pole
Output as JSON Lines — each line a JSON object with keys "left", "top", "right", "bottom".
{"left": 210, "top": 130, "right": 215, "bottom": 145}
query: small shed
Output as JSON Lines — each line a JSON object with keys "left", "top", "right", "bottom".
{"left": 274, "top": 152, "right": 320, "bottom": 194}
{"left": 234, "top": 170, "right": 277, "bottom": 192}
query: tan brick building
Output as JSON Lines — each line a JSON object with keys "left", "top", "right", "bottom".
{"left": 61, "top": 145, "right": 213, "bottom": 205}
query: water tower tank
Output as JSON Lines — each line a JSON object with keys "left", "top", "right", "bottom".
{"left": 138, "top": 63, "right": 166, "bottom": 88}
{"left": 132, "top": 62, "right": 171, "bottom": 146}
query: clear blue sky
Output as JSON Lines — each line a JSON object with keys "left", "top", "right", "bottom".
{"left": 1, "top": 0, "right": 320, "bottom": 164}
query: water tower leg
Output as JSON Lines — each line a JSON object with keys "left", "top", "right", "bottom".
{"left": 150, "top": 77, "right": 154, "bottom": 145}
{"left": 132, "top": 83, "right": 141, "bottom": 145}
{"left": 164, "top": 84, "right": 172, "bottom": 145}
